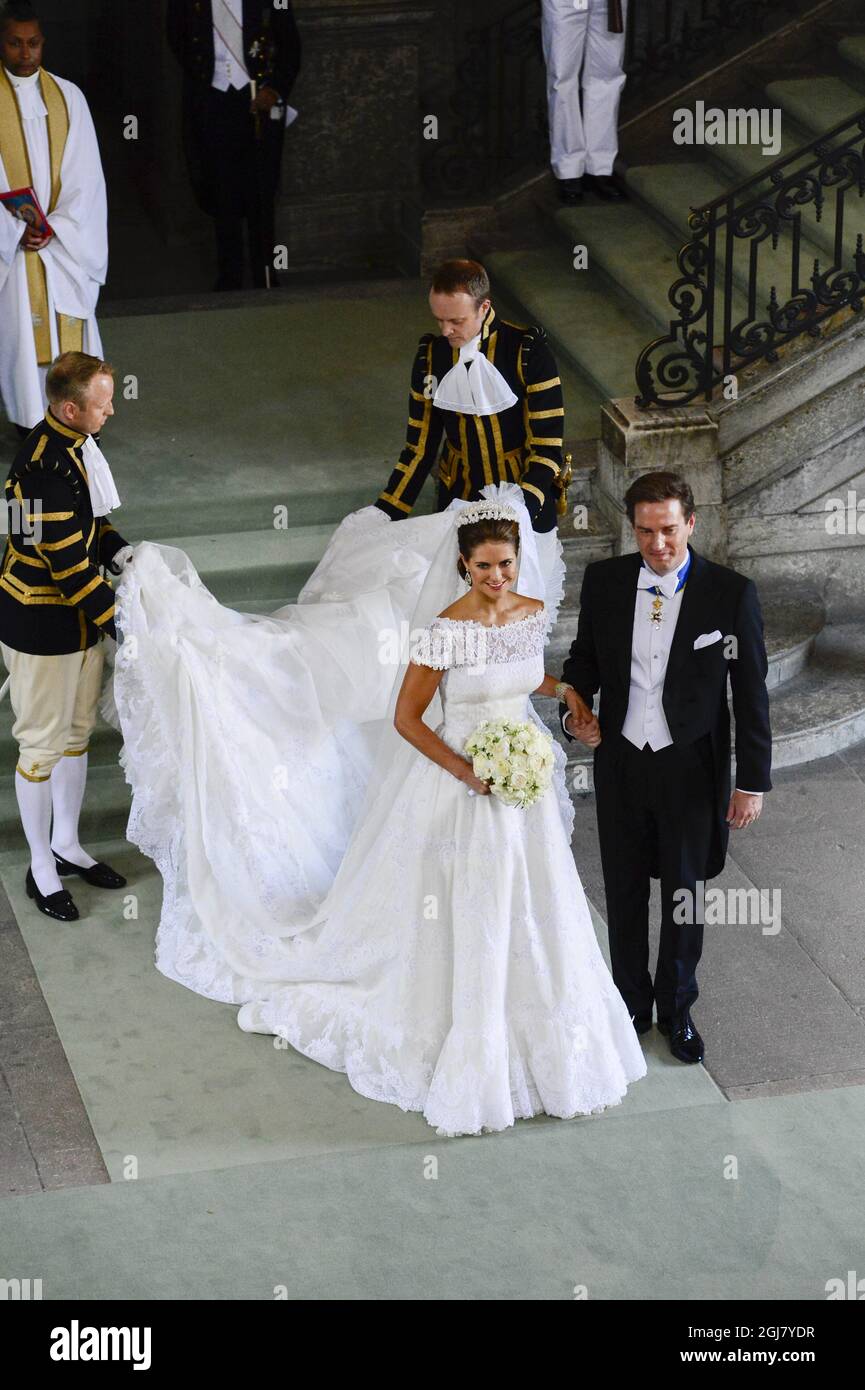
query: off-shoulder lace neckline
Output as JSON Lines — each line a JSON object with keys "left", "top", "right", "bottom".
{"left": 434, "top": 606, "right": 546, "bottom": 631}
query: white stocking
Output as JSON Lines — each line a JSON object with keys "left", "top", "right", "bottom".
{"left": 50, "top": 753, "right": 97, "bottom": 869}
{"left": 15, "top": 771, "right": 64, "bottom": 897}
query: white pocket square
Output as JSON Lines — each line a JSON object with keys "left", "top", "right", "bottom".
{"left": 693, "top": 630, "right": 723, "bottom": 650}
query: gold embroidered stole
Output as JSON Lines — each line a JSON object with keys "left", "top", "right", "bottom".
{"left": 0, "top": 67, "right": 83, "bottom": 363}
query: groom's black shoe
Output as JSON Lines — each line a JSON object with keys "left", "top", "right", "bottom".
{"left": 53, "top": 854, "right": 127, "bottom": 890}
{"left": 26, "top": 868, "right": 79, "bottom": 922}
{"left": 658, "top": 1011, "right": 704, "bottom": 1064}
{"left": 631, "top": 1013, "right": 653, "bottom": 1036}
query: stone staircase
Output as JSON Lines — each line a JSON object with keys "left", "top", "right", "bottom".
{"left": 479, "top": 28, "right": 865, "bottom": 786}
{"left": 485, "top": 33, "right": 865, "bottom": 440}
{"left": 4, "top": 23, "right": 865, "bottom": 850}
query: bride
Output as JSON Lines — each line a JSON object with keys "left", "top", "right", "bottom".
{"left": 111, "top": 484, "right": 646, "bottom": 1135}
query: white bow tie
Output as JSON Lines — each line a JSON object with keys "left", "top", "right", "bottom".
{"left": 432, "top": 333, "right": 518, "bottom": 417}
{"left": 81, "top": 435, "right": 122, "bottom": 517}
{"left": 637, "top": 565, "right": 683, "bottom": 599}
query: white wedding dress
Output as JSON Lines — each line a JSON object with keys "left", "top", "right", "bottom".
{"left": 110, "top": 486, "right": 647, "bottom": 1135}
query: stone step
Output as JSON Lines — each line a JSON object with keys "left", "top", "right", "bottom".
{"left": 626, "top": 161, "right": 835, "bottom": 325}
{"left": 737, "top": 451, "right": 865, "bottom": 526}
{"left": 697, "top": 111, "right": 856, "bottom": 269}
{"left": 536, "top": 586, "right": 829, "bottom": 790}
{"left": 138, "top": 524, "right": 335, "bottom": 604}
{"left": 546, "top": 199, "right": 732, "bottom": 344}
{"left": 0, "top": 478, "right": 438, "bottom": 550}
{"left": 728, "top": 506, "right": 865, "bottom": 560}
{"left": 485, "top": 241, "right": 658, "bottom": 407}
{"left": 698, "top": 110, "right": 814, "bottom": 192}
{"left": 766, "top": 622, "right": 865, "bottom": 768}
{"left": 120, "top": 481, "right": 391, "bottom": 544}
{"left": 838, "top": 34, "right": 865, "bottom": 79}
{"left": 711, "top": 307, "right": 865, "bottom": 460}
{"left": 765, "top": 75, "right": 865, "bottom": 142}
{"left": 723, "top": 352, "right": 865, "bottom": 505}
{"left": 490, "top": 280, "right": 609, "bottom": 445}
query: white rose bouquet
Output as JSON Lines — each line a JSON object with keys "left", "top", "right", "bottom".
{"left": 464, "top": 718, "right": 555, "bottom": 809}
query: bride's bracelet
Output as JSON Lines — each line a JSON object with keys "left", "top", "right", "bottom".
{"left": 554, "top": 681, "right": 574, "bottom": 703}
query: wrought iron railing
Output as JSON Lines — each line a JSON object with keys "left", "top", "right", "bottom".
{"left": 624, "top": 0, "right": 806, "bottom": 91}
{"left": 422, "top": 0, "right": 804, "bottom": 200}
{"left": 634, "top": 110, "right": 865, "bottom": 407}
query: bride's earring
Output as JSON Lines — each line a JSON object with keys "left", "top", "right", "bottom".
{"left": 464, "top": 571, "right": 472, "bottom": 587}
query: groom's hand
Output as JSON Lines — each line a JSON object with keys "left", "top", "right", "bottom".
{"left": 564, "top": 689, "right": 601, "bottom": 747}
{"left": 726, "top": 790, "right": 763, "bottom": 829}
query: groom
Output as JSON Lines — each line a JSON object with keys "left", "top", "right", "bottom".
{"left": 558, "top": 471, "right": 772, "bottom": 1064}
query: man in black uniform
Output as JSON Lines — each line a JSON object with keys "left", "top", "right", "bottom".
{"left": 167, "top": 0, "right": 302, "bottom": 290}
{"left": 0, "top": 352, "right": 131, "bottom": 921}
{"left": 375, "top": 259, "right": 566, "bottom": 535}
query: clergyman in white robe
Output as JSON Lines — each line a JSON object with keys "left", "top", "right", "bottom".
{"left": 0, "top": 64, "right": 107, "bottom": 429}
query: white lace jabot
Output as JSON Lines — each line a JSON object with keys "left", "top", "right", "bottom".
{"left": 432, "top": 333, "right": 519, "bottom": 417}
{"left": 81, "top": 435, "right": 122, "bottom": 517}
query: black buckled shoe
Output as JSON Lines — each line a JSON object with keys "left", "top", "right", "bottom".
{"left": 26, "top": 868, "right": 79, "bottom": 922}
{"left": 53, "top": 854, "right": 127, "bottom": 890}
{"left": 631, "top": 1013, "right": 653, "bottom": 1036}
{"left": 658, "top": 1011, "right": 704, "bottom": 1064}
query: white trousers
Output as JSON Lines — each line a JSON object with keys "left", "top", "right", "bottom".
{"left": 541, "top": 0, "right": 629, "bottom": 179}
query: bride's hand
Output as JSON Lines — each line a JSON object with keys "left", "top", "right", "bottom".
{"left": 462, "top": 767, "right": 492, "bottom": 796}
{"left": 565, "top": 689, "right": 601, "bottom": 747}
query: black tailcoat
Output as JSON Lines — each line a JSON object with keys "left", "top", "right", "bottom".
{"left": 166, "top": 0, "right": 302, "bottom": 218}
{"left": 561, "top": 545, "right": 772, "bottom": 879}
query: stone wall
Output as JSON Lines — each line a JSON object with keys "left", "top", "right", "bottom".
{"left": 276, "top": 0, "right": 442, "bottom": 274}
{"left": 34, "top": 0, "right": 464, "bottom": 277}
{"left": 592, "top": 314, "right": 865, "bottom": 617}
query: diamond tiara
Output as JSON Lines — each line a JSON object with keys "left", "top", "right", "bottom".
{"left": 454, "top": 500, "right": 520, "bottom": 529}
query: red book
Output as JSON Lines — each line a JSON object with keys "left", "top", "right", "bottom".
{"left": 0, "top": 186, "right": 53, "bottom": 237}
